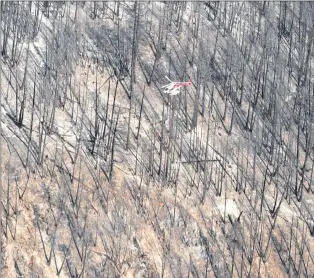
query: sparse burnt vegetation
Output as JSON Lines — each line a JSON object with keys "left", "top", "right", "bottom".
{"left": 0, "top": 1, "right": 314, "bottom": 277}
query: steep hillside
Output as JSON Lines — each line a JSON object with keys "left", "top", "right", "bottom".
{"left": 0, "top": 2, "right": 314, "bottom": 277}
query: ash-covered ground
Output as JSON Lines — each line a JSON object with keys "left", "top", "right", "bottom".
{"left": 0, "top": 2, "right": 314, "bottom": 277}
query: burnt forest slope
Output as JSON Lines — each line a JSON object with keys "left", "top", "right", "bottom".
{"left": 0, "top": 2, "right": 314, "bottom": 277}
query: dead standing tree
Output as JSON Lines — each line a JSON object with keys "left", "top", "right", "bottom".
{"left": 126, "top": 1, "right": 140, "bottom": 150}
